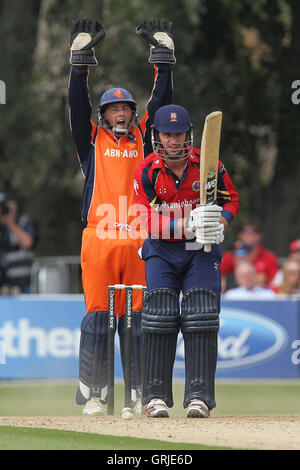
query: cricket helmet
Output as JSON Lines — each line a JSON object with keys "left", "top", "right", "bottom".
{"left": 152, "top": 104, "right": 193, "bottom": 160}
{"left": 98, "top": 88, "right": 138, "bottom": 134}
{"left": 153, "top": 104, "right": 191, "bottom": 133}
{"left": 99, "top": 88, "right": 137, "bottom": 111}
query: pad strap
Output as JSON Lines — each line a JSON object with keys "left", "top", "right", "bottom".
{"left": 142, "top": 288, "right": 179, "bottom": 334}
{"left": 181, "top": 287, "right": 219, "bottom": 333}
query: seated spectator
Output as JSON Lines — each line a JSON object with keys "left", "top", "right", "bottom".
{"left": 271, "top": 259, "right": 300, "bottom": 296}
{"left": 222, "top": 260, "right": 277, "bottom": 300}
{"left": 271, "top": 239, "right": 300, "bottom": 288}
{"left": 289, "top": 239, "right": 300, "bottom": 261}
{"left": 221, "top": 221, "right": 280, "bottom": 291}
{"left": 0, "top": 193, "right": 37, "bottom": 294}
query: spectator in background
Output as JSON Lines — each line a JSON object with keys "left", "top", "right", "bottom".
{"left": 222, "top": 260, "right": 276, "bottom": 300}
{"left": 0, "top": 193, "right": 37, "bottom": 294}
{"left": 221, "top": 221, "right": 280, "bottom": 292}
{"left": 288, "top": 239, "right": 300, "bottom": 256}
{"left": 288, "top": 239, "right": 300, "bottom": 263}
{"left": 271, "top": 239, "right": 300, "bottom": 289}
{"left": 271, "top": 259, "right": 300, "bottom": 296}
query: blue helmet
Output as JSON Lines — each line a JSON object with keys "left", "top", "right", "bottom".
{"left": 98, "top": 88, "right": 137, "bottom": 134}
{"left": 152, "top": 104, "right": 193, "bottom": 160}
{"left": 153, "top": 104, "right": 191, "bottom": 133}
{"left": 99, "top": 88, "right": 137, "bottom": 112}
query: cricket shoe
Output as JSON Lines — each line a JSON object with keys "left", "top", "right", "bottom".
{"left": 187, "top": 399, "right": 210, "bottom": 418}
{"left": 83, "top": 396, "right": 105, "bottom": 416}
{"left": 145, "top": 399, "right": 169, "bottom": 418}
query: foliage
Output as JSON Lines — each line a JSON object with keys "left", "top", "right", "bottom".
{"left": 0, "top": 0, "right": 299, "bottom": 256}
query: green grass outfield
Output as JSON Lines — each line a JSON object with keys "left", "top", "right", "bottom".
{"left": 1, "top": 379, "right": 300, "bottom": 416}
{"left": 0, "top": 380, "right": 299, "bottom": 450}
{"left": 0, "top": 426, "right": 233, "bottom": 451}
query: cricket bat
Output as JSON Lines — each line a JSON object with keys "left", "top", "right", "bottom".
{"left": 199, "top": 111, "right": 223, "bottom": 252}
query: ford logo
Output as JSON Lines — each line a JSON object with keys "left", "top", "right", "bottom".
{"left": 217, "top": 308, "right": 288, "bottom": 368}
{"left": 174, "top": 308, "right": 288, "bottom": 371}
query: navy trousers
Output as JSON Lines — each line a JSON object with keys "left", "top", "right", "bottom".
{"left": 141, "top": 237, "right": 222, "bottom": 307}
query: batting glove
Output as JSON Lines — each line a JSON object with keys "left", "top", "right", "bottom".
{"left": 195, "top": 222, "right": 224, "bottom": 245}
{"left": 187, "top": 204, "right": 223, "bottom": 232}
{"left": 136, "top": 18, "right": 176, "bottom": 64}
{"left": 70, "top": 18, "right": 106, "bottom": 66}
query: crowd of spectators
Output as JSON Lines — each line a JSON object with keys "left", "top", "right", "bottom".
{"left": 221, "top": 221, "right": 300, "bottom": 299}
{"left": 0, "top": 202, "right": 299, "bottom": 299}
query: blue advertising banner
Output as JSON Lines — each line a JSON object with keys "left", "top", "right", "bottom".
{"left": 217, "top": 300, "right": 299, "bottom": 378}
{"left": 0, "top": 295, "right": 84, "bottom": 379}
{"left": 0, "top": 296, "right": 299, "bottom": 379}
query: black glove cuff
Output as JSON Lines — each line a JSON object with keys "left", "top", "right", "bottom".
{"left": 149, "top": 47, "right": 176, "bottom": 64}
{"left": 70, "top": 49, "right": 98, "bottom": 66}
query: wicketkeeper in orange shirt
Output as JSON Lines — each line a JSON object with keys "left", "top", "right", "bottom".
{"left": 68, "top": 17, "right": 175, "bottom": 415}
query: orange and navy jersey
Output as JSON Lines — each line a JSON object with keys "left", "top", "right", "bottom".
{"left": 133, "top": 149, "right": 240, "bottom": 240}
{"left": 68, "top": 64, "right": 173, "bottom": 231}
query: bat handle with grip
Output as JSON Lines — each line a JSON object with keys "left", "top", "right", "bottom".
{"left": 204, "top": 243, "right": 211, "bottom": 253}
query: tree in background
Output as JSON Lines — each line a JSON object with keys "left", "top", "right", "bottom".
{"left": 0, "top": 0, "right": 299, "bottom": 257}
{"left": 0, "top": 0, "right": 42, "bottom": 208}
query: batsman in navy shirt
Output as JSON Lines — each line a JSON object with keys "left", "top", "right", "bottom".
{"left": 133, "top": 104, "right": 239, "bottom": 419}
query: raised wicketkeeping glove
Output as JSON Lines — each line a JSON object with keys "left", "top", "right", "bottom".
{"left": 136, "top": 18, "right": 176, "bottom": 64}
{"left": 70, "top": 18, "right": 106, "bottom": 66}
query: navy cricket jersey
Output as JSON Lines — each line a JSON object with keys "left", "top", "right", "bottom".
{"left": 133, "top": 149, "right": 239, "bottom": 241}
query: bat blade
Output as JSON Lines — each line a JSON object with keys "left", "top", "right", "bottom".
{"left": 199, "top": 111, "right": 223, "bottom": 252}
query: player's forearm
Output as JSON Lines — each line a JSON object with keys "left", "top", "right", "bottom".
{"left": 135, "top": 202, "right": 185, "bottom": 240}
{"left": 68, "top": 66, "right": 93, "bottom": 157}
{"left": 146, "top": 64, "right": 173, "bottom": 123}
{"left": 217, "top": 171, "right": 240, "bottom": 222}
{"left": 140, "top": 212, "right": 226, "bottom": 240}
{"left": 220, "top": 216, "right": 229, "bottom": 227}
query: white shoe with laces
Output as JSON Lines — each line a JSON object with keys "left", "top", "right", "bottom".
{"left": 145, "top": 398, "right": 169, "bottom": 418}
{"left": 187, "top": 399, "right": 210, "bottom": 418}
{"left": 83, "top": 396, "right": 105, "bottom": 416}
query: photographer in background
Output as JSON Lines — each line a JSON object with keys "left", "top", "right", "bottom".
{"left": 0, "top": 193, "right": 37, "bottom": 294}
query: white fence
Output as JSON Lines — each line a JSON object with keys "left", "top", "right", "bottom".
{"left": 30, "top": 256, "right": 82, "bottom": 294}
